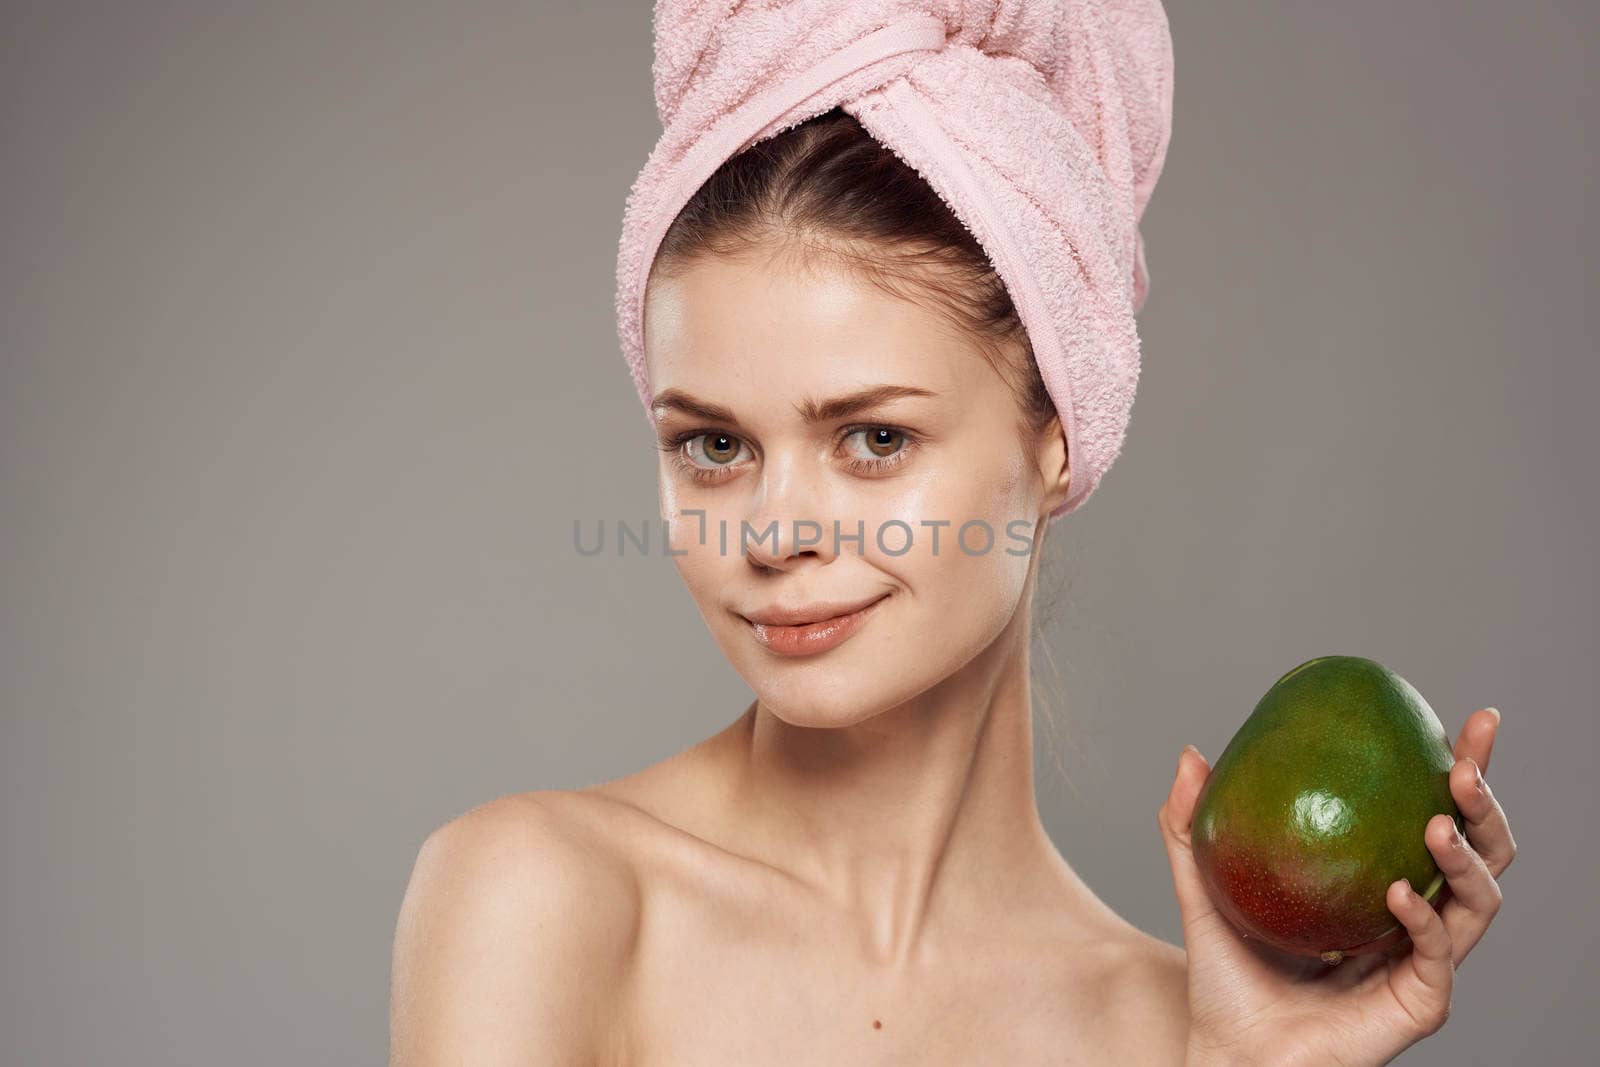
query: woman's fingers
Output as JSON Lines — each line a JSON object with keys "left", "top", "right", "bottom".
{"left": 1452, "top": 756, "right": 1517, "bottom": 878}
{"left": 1424, "top": 808, "right": 1503, "bottom": 962}
{"left": 1377, "top": 878, "right": 1456, "bottom": 1040}
{"left": 1452, "top": 707, "right": 1500, "bottom": 775}
{"left": 1427, "top": 707, "right": 1515, "bottom": 964}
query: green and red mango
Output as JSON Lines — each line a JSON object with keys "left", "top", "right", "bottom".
{"left": 1191, "top": 655, "right": 1462, "bottom": 964}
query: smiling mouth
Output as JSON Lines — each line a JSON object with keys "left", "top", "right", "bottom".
{"left": 741, "top": 594, "right": 889, "bottom": 656}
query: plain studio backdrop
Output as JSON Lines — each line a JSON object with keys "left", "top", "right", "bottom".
{"left": 2, "top": 2, "right": 1593, "bottom": 1063}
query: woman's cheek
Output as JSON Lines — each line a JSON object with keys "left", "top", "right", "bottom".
{"left": 659, "top": 502, "right": 730, "bottom": 596}
{"left": 940, "top": 454, "right": 1040, "bottom": 617}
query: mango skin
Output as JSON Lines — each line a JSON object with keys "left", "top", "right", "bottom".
{"left": 1190, "top": 655, "right": 1462, "bottom": 962}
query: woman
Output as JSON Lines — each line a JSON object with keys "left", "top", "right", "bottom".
{"left": 391, "top": 5, "right": 1515, "bottom": 1064}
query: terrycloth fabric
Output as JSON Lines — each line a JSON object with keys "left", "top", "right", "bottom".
{"left": 615, "top": 0, "right": 1175, "bottom": 519}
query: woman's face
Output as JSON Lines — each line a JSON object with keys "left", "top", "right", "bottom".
{"left": 643, "top": 246, "right": 1068, "bottom": 727}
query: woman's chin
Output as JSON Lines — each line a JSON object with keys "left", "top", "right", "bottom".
{"left": 734, "top": 663, "right": 902, "bottom": 728}
{"left": 751, "top": 696, "right": 888, "bottom": 729}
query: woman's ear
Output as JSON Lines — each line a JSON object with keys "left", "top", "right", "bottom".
{"left": 1034, "top": 417, "right": 1072, "bottom": 516}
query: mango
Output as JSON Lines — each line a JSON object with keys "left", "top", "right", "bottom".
{"left": 1190, "top": 655, "right": 1462, "bottom": 964}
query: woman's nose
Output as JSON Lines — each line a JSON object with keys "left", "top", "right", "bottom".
{"left": 740, "top": 457, "right": 837, "bottom": 570}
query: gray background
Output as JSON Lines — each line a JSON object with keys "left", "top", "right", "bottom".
{"left": 2, "top": 1, "right": 1592, "bottom": 1063}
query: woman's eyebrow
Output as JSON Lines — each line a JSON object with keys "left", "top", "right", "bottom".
{"left": 798, "top": 384, "right": 938, "bottom": 422}
{"left": 651, "top": 384, "right": 938, "bottom": 427}
{"left": 650, "top": 389, "right": 739, "bottom": 425}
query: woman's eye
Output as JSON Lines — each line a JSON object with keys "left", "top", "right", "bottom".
{"left": 684, "top": 432, "right": 749, "bottom": 468}
{"left": 843, "top": 427, "right": 907, "bottom": 460}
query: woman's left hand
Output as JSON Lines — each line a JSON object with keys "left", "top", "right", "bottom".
{"left": 1157, "top": 707, "right": 1516, "bottom": 1067}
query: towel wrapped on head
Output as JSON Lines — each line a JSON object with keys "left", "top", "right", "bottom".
{"left": 616, "top": 0, "right": 1175, "bottom": 518}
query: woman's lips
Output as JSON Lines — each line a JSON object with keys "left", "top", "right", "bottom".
{"left": 745, "top": 594, "right": 888, "bottom": 656}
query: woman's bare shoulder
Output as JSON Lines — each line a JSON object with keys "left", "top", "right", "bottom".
{"left": 405, "top": 789, "right": 649, "bottom": 944}
{"left": 389, "top": 790, "right": 644, "bottom": 1064}
{"left": 1032, "top": 887, "right": 1190, "bottom": 1061}
{"left": 1097, "top": 925, "right": 1190, "bottom": 1062}
{"left": 420, "top": 788, "right": 644, "bottom": 879}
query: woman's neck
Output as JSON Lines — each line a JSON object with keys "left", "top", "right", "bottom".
{"left": 707, "top": 599, "right": 1072, "bottom": 971}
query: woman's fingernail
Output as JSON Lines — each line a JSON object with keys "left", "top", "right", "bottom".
{"left": 1485, "top": 706, "right": 1501, "bottom": 724}
{"left": 1468, "top": 757, "right": 1486, "bottom": 790}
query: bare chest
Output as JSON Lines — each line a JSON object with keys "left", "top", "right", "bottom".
{"left": 611, "top": 882, "right": 1157, "bottom": 1066}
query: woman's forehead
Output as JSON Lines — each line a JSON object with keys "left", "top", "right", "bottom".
{"left": 644, "top": 254, "right": 990, "bottom": 402}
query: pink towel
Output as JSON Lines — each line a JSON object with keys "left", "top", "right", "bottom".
{"left": 615, "top": 1, "right": 1174, "bottom": 519}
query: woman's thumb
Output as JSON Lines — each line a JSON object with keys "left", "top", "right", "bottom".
{"left": 1157, "top": 746, "right": 1227, "bottom": 942}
